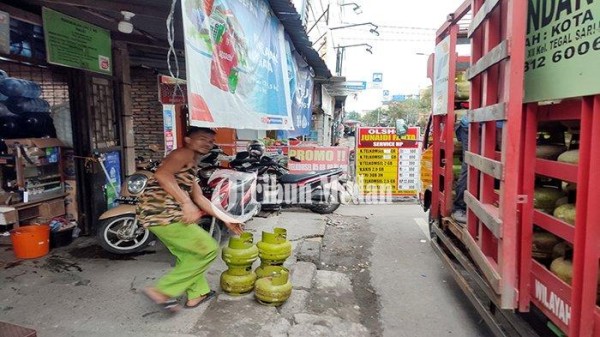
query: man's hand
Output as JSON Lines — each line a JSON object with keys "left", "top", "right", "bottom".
{"left": 182, "top": 202, "right": 202, "bottom": 224}
{"left": 224, "top": 221, "right": 244, "bottom": 236}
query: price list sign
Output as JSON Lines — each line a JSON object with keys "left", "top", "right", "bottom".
{"left": 356, "top": 127, "right": 420, "bottom": 197}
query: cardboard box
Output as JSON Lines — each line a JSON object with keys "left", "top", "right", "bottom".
{"left": 0, "top": 206, "right": 17, "bottom": 225}
{"left": 4, "top": 138, "right": 65, "bottom": 149}
{"left": 39, "top": 199, "right": 66, "bottom": 219}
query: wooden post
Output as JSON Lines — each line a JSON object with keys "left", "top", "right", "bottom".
{"left": 113, "top": 41, "right": 136, "bottom": 175}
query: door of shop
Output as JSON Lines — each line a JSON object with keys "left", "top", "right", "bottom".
{"left": 70, "top": 71, "right": 122, "bottom": 234}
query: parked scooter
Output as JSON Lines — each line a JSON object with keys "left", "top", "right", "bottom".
{"left": 230, "top": 142, "right": 348, "bottom": 214}
{"left": 97, "top": 147, "right": 256, "bottom": 254}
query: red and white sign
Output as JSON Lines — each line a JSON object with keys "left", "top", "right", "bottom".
{"left": 158, "top": 75, "right": 188, "bottom": 104}
{"left": 288, "top": 146, "right": 349, "bottom": 173}
{"left": 530, "top": 261, "right": 572, "bottom": 333}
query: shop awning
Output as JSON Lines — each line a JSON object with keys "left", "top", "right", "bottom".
{"left": 267, "top": 0, "right": 332, "bottom": 80}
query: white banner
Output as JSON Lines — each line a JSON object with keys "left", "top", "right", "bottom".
{"left": 182, "top": 0, "right": 293, "bottom": 130}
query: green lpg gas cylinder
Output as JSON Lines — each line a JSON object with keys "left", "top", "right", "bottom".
{"left": 220, "top": 265, "right": 257, "bottom": 295}
{"left": 256, "top": 264, "right": 289, "bottom": 279}
{"left": 222, "top": 232, "right": 258, "bottom": 266}
{"left": 254, "top": 268, "right": 292, "bottom": 306}
{"left": 257, "top": 228, "right": 292, "bottom": 265}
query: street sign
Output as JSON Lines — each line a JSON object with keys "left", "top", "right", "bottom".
{"left": 372, "top": 73, "right": 383, "bottom": 88}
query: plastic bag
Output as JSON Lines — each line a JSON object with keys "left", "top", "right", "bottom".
{"left": 208, "top": 169, "right": 260, "bottom": 223}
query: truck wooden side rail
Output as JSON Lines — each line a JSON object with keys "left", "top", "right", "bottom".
{"left": 427, "top": 0, "right": 600, "bottom": 336}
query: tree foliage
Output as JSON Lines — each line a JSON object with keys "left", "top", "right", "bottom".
{"left": 358, "top": 88, "right": 432, "bottom": 129}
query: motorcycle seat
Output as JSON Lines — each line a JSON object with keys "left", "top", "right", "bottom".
{"left": 279, "top": 168, "right": 343, "bottom": 184}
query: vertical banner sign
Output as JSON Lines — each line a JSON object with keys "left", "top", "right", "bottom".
{"left": 181, "top": 0, "right": 292, "bottom": 130}
{"left": 42, "top": 8, "right": 112, "bottom": 74}
{"left": 372, "top": 72, "right": 383, "bottom": 89}
{"left": 163, "top": 105, "right": 177, "bottom": 155}
{"left": 289, "top": 51, "right": 314, "bottom": 137}
{"left": 433, "top": 36, "right": 450, "bottom": 115}
{"left": 281, "top": 39, "right": 314, "bottom": 138}
{"left": 0, "top": 11, "right": 9, "bottom": 55}
{"left": 104, "top": 151, "right": 122, "bottom": 209}
{"left": 524, "top": 1, "right": 600, "bottom": 102}
{"left": 356, "top": 127, "right": 420, "bottom": 197}
{"left": 287, "top": 146, "right": 349, "bottom": 173}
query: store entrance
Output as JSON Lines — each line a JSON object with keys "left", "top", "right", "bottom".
{"left": 70, "top": 72, "right": 122, "bottom": 234}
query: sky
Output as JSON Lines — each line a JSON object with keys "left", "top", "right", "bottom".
{"left": 334, "top": 0, "right": 467, "bottom": 113}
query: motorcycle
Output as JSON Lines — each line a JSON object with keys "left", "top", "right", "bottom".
{"left": 229, "top": 151, "right": 348, "bottom": 214}
{"left": 97, "top": 147, "right": 257, "bottom": 254}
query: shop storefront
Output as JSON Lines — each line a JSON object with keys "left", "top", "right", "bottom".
{"left": 0, "top": 5, "right": 122, "bottom": 238}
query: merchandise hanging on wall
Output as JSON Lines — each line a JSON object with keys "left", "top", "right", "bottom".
{"left": 0, "top": 70, "right": 56, "bottom": 140}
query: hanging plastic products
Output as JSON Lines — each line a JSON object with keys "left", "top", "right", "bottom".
{"left": 0, "top": 114, "right": 22, "bottom": 139}
{"left": 20, "top": 112, "right": 57, "bottom": 138}
{"left": 5, "top": 97, "right": 50, "bottom": 114}
{"left": 0, "top": 102, "right": 13, "bottom": 117}
{"left": 0, "top": 78, "right": 42, "bottom": 98}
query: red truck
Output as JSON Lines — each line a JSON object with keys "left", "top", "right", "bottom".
{"left": 423, "top": 1, "right": 600, "bottom": 336}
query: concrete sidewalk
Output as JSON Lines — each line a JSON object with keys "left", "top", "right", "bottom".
{"left": 0, "top": 210, "right": 368, "bottom": 337}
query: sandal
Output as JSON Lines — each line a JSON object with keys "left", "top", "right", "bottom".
{"left": 161, "top": 299, "right": 181, "bottom": 313}
{"left": 185, "top": 290, "right": 216, "bottom": 309}
{"left": 142, "top": 288, "right": 181, "bottom": 313}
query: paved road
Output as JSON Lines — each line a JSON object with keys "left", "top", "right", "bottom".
{"left": 0, "top": 204, "right": 491, "bottom": 336}
{"left": 337, "top": 204, "right": 492, "bottom": 337}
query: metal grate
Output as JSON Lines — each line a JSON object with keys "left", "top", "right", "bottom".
{"left": 89, "top": 77, "right": 118, "bottom": 149}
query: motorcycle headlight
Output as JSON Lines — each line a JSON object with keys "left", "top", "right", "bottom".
{"left": 127, "top": 174, "right": 148, "bottom": 195}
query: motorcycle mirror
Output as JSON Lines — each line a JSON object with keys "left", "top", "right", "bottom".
{"left": 290, "top": 156, "right": 301, "bottom": 162}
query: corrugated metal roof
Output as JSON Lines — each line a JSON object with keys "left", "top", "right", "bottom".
{"left": 267, "top": 0, "right": 332, "bottom": 80}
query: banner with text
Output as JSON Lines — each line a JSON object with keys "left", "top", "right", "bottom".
{"left": 433, "top": 36, "right": 450, "bottom": 115}
{"left": 288, "top": 146, "right": 349, "bottom": 173}
{"left": 356, "top": 127, "right": 420, "bottom": 197}
{"left": 42, "top": 8, "right": 112, "bottom": 74}
{"left": 182, "top": 0, "right": 293, "bottom": 130}
{"left": 524, "top": 0, "right": 600, "bottom": 102}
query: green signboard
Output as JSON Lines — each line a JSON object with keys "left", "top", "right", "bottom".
{"left": 42, "top": 7, "right": 112, "bottom": 74}
{"left": 524, "top": 0, "right": 600, "bottom": 102}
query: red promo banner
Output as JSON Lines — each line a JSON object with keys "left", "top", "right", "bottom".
{"left": 357, "top": 127, "right": 420, "bottom": 148}
{"left": 288, "top": 146, "right": 350, "bottom": 173}
{"left": 158, "top": 75, "right": 188, "bottom": 104}
{"left": 265, "top": 146, "right": 288, "bottom": 156}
